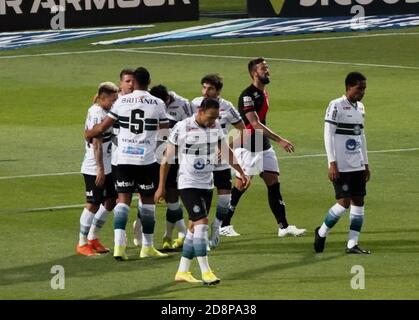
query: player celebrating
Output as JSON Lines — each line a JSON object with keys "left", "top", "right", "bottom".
{"left": 85, "top": 67, "right": 169, "bottom": 260}
{"left": 77, "top": 82, "right": 119, "bottom": 256}
{"left": 155, "top": 98, "right": 250, "bottom": 285}
{"left": 314, "top": 72, "right": 371, "bottom": 254}
{"left": 134, "top": 84, "right": 192, "bottom": 251}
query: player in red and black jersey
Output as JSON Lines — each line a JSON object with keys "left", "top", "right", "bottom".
{"left": 224, "top": 57, "right": 306, "bottom": 237}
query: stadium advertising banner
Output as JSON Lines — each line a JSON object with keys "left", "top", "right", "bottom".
{"left": 248, "top": 0, "right": 419, "bottom": 17}
{"left": 0, "top": 0, "right": 198, "bottom": 32}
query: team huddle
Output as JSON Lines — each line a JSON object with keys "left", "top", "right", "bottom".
{"left": 77, "top": 57, "right": 371, "bottom": 285}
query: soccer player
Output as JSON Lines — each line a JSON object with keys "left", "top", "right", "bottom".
{"left": 191, "top": 74, "right": 245, "bottom": 245}
{"left": 77, "top": 82, "right": 119, "bottom": 256}
{"left": 112, "top": 68, "right": 144, "bottom": 247}
{"left": 155, "top": 98, "right": 250, "bottom": 285}
{"left": 85, "top": 67, "right": 170, "bottom": 260}
{"left": 228, "top": 57, "right": 306, "bottom": 237}
{"left": 314, "top": 72, "right": 371, "bottom": 254}
{"left": 133, "top": 84, "right": 192, "bottom": 251}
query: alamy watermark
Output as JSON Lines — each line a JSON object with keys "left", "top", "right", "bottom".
{"left": 50, "top": 265, "right": 65, "bottom": 290}
{"left": 351, "top": 265, "right": 365, "bottom": 290}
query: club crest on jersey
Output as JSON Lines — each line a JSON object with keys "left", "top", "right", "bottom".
{"left": 193, "top": 158, "right": 206, "bottom": 170}
{"left": 345, "top": 139, "right": 358, "bottom": 151}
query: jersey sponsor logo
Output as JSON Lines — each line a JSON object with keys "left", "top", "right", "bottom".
{"left": 139, "top": 183, "right": 154, "bottom": 190}
{"left": 193, "top": 158, "right": 206, "bottom": 170}
{"left": 116, "top": 180, "right": 134, "bottom": 187}
{"left": 94, "top": 15, "right": 419, "bottom": 45}
{"left": 122, "top": 146, "right": 145, "bottom": 155}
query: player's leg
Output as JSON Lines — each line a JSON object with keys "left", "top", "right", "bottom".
{"left": 87, "top": 173, "right": 116, "bottom": 253}
{"left": 132, "top": 194, "right": 143, "bottom": 247}
{"left": 261, "top": 148, "right": 306, "bottom": 237}
{"left": 163, "top": 164, "right": 186, "bottom": 250}
{"left": 175, "top": 220, "right": 202, "bottom": 284}
{"left": 178, "top": 189, "right": 219, "bottom": 285}
{"left": 138, "top": 163, "right": 168, "bottom": 258}
{"left": 113, "top": 164, "right": 135, "bottom": 261}
{"left": 346, "top": 171, "right": 370, "bottom": 254}
{"left": 314, "top": 172, "right": 350, "bottom": 253}
{"left": 221, "top": 148, "right": 251, "bottom": 231}
{"left": 210, "top": 169, "right": 235, "bottom": 247}
{"left": 77, "top": 174, "right": 100, "bottom": 256}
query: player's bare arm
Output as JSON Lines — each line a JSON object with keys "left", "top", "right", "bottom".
{"left": 92, "top": 137, "right": 105, "bottom": 187}
{"left": 84, "top": 116, "right": 115, "bottom": 140}
{"left": 245, "top": 111, "right": 295, "bottom": 153}
{"left": 218, "top": 139, "right": 250, "bottom": 189}
{"left": 154, "top": 142, "right": 176, "bottom": 203}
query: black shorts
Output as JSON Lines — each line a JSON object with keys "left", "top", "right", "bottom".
{"left": 333, "top": 170, "right": 367, "bottom": 199}
{"left": 213, "top": 168, "right": 232, "bottom": 190}
{"left": 179, "top": 189, "right": 213, "bottom": 222}
{"left": 166, "top": 164, "right": 179, "bottom": 189}
{"left": 83, "top": 173, "right": 117, "bottom": 205}
{"left": 115, "top": 163, "right": 159, "bottom": 196}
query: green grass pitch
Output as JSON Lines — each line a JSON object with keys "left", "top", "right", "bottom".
{"left": 0, "top": 18, "right": 419, "bottom": 300}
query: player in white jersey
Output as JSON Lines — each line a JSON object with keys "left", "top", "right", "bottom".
{"left": 85, "top": 67, "right": 170, "bottom": 260}
{"left": 139, "top": 84, "right": 193, "bottom": 251}
{"left": 155, "top": 98, "right": 250, "bottom": 285}
{"left": 77, "top": 82, "right": 119, "bottom": 256}
{"left": 314, "top": 72, "right": 371, "bottom": 254}
{"left": 191, "top": 74, "right": 246, "bottom": 247}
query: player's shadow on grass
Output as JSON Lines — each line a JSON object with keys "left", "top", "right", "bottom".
{"left": 0, "top": 249, "right": 179, "bottom": 288}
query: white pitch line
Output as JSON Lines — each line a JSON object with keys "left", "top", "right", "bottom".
{"left": 277, "top": 147, "right": 419, "bottom": 160}
{"left": 122, "top": 48, "right": 419, "bottom": 70}
{"left": 1, "top": 31, "right": 419, "bottom": 60}
{"left": 128, "top": 32, "right": 419, "bottom": 51}
{"left": 0, "top": 147, "right": 417, "bottom": 180}
{"left": 0, "top": 171, "right": 79, "bottom": 180}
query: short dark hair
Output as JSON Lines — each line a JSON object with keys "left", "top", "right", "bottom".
{"left": 345, "top": 72, "right": 366, "bottom": 88}
{"left": 200, "top": 98, "right": 220, "bottom": 111}
{"left": 119, "top": 68, "right": 135, "bottom": 80}
{"left": 150, "top": 84, "right": 169, "bottom": 102}
{"left": 134, "top": 67, "right": 151, "bottom": 87}
{"left": 201, "top": 74, "right": 223, "bottom": 91}
{"left": 248, "top": 57, "right": 265, "bottom": 74}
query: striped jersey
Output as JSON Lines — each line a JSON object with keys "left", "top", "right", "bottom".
{"left": 324, "top": 95, "right": 367, "bottom": 172}
{"left": 108, "top": 90, "right": 169, "bottom": 166}
{"left": 81, "top": 104, "right": 113, "bottom": 175}
{"left": 191, "top": 96, "right": 242, "bottom": 171}
{"left": 169, "top": 115, "right": 225, "bottom": 189}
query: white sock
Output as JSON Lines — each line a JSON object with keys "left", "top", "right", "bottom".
{"left": 319, "top": 203, "right": 347, "bottom": 237}
{"left": 194, "top": 224, "right": 210, "bottom": 273}
{"left": 178, "top": 257, "right": 192, "bottom": 273}
{"left": 347, "top": 205, "right": 364, "bottom": 248}
{"left": 79, "top": 208, "right": 95, "bottom": 246}
{"left": 87, "top": 205, "right": 110, "bottom": 241}
{"left": 175, "top": 219, "right": 187, "bottom": 239}
{"left": 164, "top": 221, "right": 175, "bottom": 239}
{"left": 197, "top": 256, "right": 210, "bottom": 274}
{"left": 142, "top": 234, "right": 153, "bottom": 248}
{"left": 114, "top": 229, "right": 126, "bottom": 247}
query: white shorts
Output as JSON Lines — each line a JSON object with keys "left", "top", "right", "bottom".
{"left": 234, "top": 147, "right": 279, "bottom": 177}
